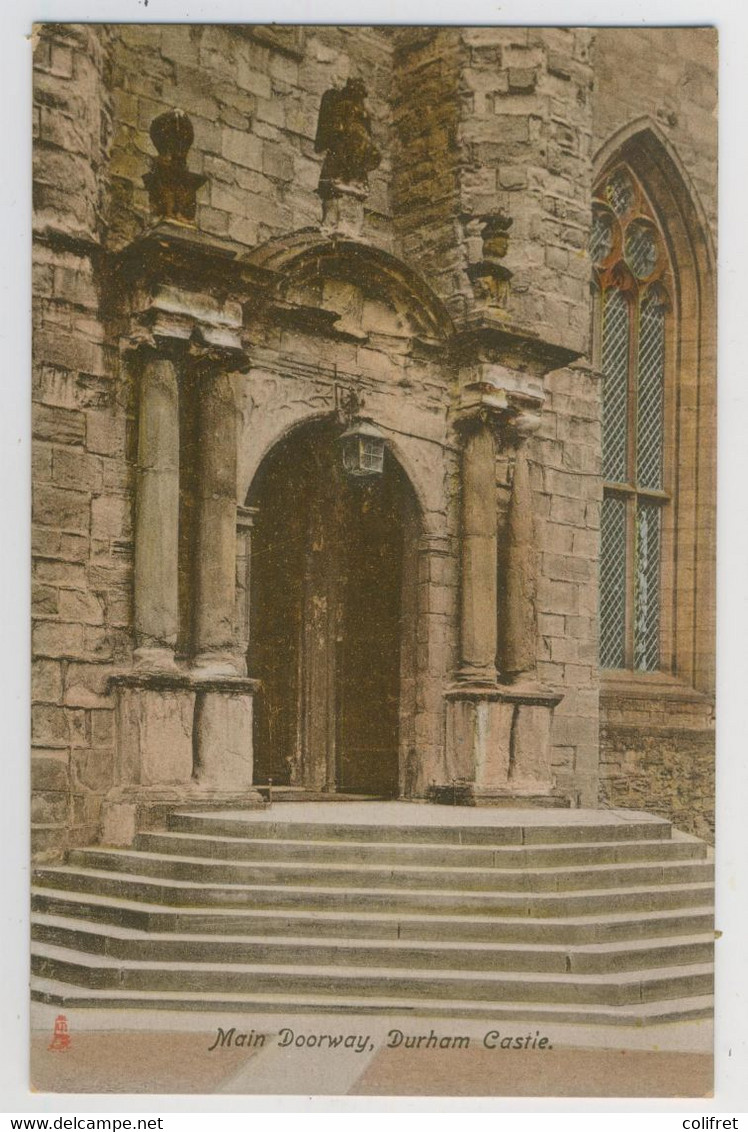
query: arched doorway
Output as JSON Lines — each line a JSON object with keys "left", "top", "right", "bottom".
{"left": 247, "top": 418, "right": 420, "bottom": 796}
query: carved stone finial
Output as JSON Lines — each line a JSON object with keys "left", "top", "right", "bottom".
{"left": 314, "top": 79, "right": 381, "bottom": 202}
{"left": 480, "top": 212, "right": 513, "bottom": 261}
{"left": 468, "top": 211, "right": 514, "bottom": 308}
{"left": 143, "top": 109, "right": 207, "bottom": 224}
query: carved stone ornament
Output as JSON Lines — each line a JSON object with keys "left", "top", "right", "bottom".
{"left": 468, "top": 211, "right": 514, "bottom": 308}
{"left": 314, "top": 79, "right": 382, "bottom": 200}
{"left": 143, "top": 109, "right": 207, "bottom": 224}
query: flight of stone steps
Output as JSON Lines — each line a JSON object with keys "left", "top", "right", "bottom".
{"left": 30, "top": 806, "right": 715, "bottom": 1025}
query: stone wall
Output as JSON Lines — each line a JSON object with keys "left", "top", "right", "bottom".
{"left": 108, "top": 25, "right": 395, "bottom": 253}
{"left": 531, "top": 362, "right": 602, "bottom": 807}
{"left": 593, "top": 28, "right": 717, "bottom": 233}
{"left": 32, "top": 24, "right": 129, "bottom": 858}
{"left": 600, "top": 688, "right": 715, "bottom": 840}
{"left": 391, "top": 26, "right": 594, "bottom": 352}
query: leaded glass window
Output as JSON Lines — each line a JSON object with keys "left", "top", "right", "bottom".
{"left": 592, "top": 165, "right": 672, "bottom": 672}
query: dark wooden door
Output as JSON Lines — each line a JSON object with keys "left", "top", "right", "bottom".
{"left": 335, "top": 473, "right": 402, "bottom": 796}
{"left": 250, "top": 426, "right": 404, "bottom": 796}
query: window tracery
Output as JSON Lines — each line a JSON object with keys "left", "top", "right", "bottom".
{"left": 592, "top": 164, "right": 673, "bottom": 672}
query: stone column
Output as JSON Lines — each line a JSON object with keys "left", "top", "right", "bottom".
{"left": 502, "top": 412, "right": 542, "bottom": 684}
{"left": 192, "top": 366, "right": 240, "bottom": 675}
{"left": 188, "top": 361, "right": 259, "bottom": 793}
{"left": 133, "top": 352, "right": 180, "bottom": 670}
{"left": 457, "top": 414, "right": 498, "bottom": 684}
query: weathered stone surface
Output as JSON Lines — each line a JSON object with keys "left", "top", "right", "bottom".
{"left": 133, "top": 356, "right": 180, "bottom": 656}
{"left": 193, "top": 690, "right": 254, "bottom": 789}
{"left": 456, "top": 421, "right": 498, "bottom": 683}
{"left": 72, "top": 747, "right": 115, "bottom": 792}
{"left": 31, "top": 753, "right": 69, "bottom": 792}
{"left": 33, "top": 486, "right": 89, "bottom": 531}
{"left": 63, "top": 662, "right": 114, "bottom": 707}
{"left": 31, "top": 791, "right": 69, "bottom": 826}
{"left": 32, "top": 659, "right": 64, "bottom": 704}
{"left": 192, "top": 370, "right": 239, "bottom": 666}
{"left": 115, "top": 686, "right": 194, "bottom": 786}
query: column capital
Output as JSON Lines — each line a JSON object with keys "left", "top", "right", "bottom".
{"left": 122, "top": 324, "right": 161, "bottom": 359}
{"left": 236, "top": 504, "right": 259, "bottom": 531}
{"left": 123, "top": 317, "right": 249, "bottom": 374}
{"left": 453, "top": 380, "right": 509, "bottom": 436}
{"left": 502, "top": 406, "right": 543, "bottom": 449}
{"left": 184, "top": 335, "right": 249, "bottom": 379}
{"left": 450, "top": 315, "right": 582, "bottom": 377}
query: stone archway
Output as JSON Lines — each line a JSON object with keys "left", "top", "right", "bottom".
{"left": 247, "top": 418, "right": 421, "bottom": 796}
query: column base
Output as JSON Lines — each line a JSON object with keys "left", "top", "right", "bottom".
{"left": 99, "top": 783, "right": 266, "bottom": 847}
{"left": 453, "top": 663, "right": 499, "bottom": 686}
{"left": 107, "top": 671, "right": 262, "bottom": 845}
{"left": 444, "top": 681, "right": 563, "bottom": 799}
{"left": 133, "top": 646, "right": 178, "bottom": 672}
{"left": 193, "top": 684, "right": 256, "bottom": 791}
{"left": 191, "top": 651, "right": 247, "bottom": 677}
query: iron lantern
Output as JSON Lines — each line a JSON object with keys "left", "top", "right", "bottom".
{"left": 340, "top": 420, "right": 386, "bottom": 477}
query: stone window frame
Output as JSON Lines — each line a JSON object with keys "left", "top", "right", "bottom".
{"left": 592, "top": 162, "right": 677, "bottom": 676}
{"left": 590, "top": 126, "right": 716, "bottom": 704}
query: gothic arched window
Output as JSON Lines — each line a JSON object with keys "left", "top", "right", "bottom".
{"left": 592, "top": 165, "right": 673, "bottom": 672}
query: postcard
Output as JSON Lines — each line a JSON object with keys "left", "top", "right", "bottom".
{"left": 29, "top": 22, "right": 717, "bottom": 1098}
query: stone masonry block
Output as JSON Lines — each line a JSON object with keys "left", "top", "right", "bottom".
{"left": 31, "top": 704, "right": 71, "bottom": 747}
{"left": 508, "top": 67, "right": 537, "bottom": 93}
{"left": 57, "top": 587, "right": 104, "bottom": 625}
{"left": 32, "top": 792, "right": 69, "bottom": 826}
{"left": 32, "top": 659, "right": 64, "bottom": 704}
{"left": 31, "top": 753, "right": 70, "bottom": 792}
{"left": 72, "top": 747, "right": 114, "bottom": 792}
{"left": 91, "top": 708, "right": 114, "bottom": 746}
{"left": 52, "top": 448, "right": 104, "bottom": 491}
{"left": 32, "top": 404, "right": 86, "bottom": 446}
{"left": 64, "top": 662, "right": 114, "bottom": 708}
{"left": 221, "top": 127, "right": 263, "bottom": 171}
{"left": 33, "top": 486, "right": 90, "bottom": 532}
{"left": 32, "top": 583, "right": 58, "bottom": 616}
{"left": 32, "top": 619, "right": 86, "bottom": 659}
{"left": 91, "top": 494, "right": 131, "bottom": 541}
{"left": 85, "top": 409, "right": 127, "bottom": 457}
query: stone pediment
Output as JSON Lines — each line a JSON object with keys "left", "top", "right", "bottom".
{"left": 242, "top": 231, "right": 454, "bottom": 344}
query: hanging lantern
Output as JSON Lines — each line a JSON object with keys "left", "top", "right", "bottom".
{"left": 340, "top": 420, "right": 385, "bottom": 477}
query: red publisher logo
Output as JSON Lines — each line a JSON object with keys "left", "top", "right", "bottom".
{"left": 48, "top": 1014, "right": 71, "bottom": 1052}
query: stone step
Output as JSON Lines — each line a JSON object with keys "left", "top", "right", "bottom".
{"left": 31, "top": 914, "right": 715, "bottom": 975}
{"left": 62, "top": 847, "right": 714, "bottom": 893}
{"left": 30, "top": 889, "right": 715, "bottom": 945}
{"left": 30, "top": 976, "right": 715, "bottom": 1026}
{"left": 134, "top": 831, "right": 707, "bottom": 868}
{"left": 168, "top": 812, "right": 673, "bottom": 846}
{"left": 32, "top": 866, "right": 714, "bottom": 916}
{"left": 30, "top": 942, "right": 714, "bottom": 1006}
